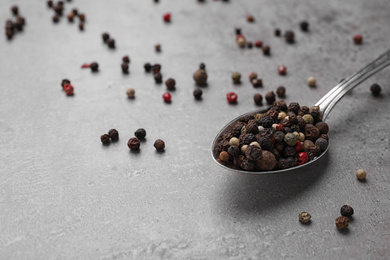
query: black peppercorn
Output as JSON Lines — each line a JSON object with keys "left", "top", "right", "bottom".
{"left": 193, "top": 88, "right": 203, "bottom": 100}
{"left": 257, "top": 116, "right": 274, "bottom": 128}
{"left": 72, "top": 8, "right": 78, "bottom": 15}
{"left": 274, "top": 100, "right": 288, "bottom": 111}
{"left": 257, "top": 151, "right": 277, "bottom": 171}
{"left": 274, "top": 131, "right": 285, "bottom": 143}
{"left": 144, "top": 63, "right": 152, "bottom": 72}
{"left": 52, "top": 15, "right": 60, "bottom": 23}
{"left": 246, "top": 120, "right": 259, "bottom": 134}
{"left": 152, "top": 64, "right": 161, "bottom": 74}
{"left": 154, "top": 73, "right": 163, "bottom": 84}
{"left": 370, "top": 83, "right": 381, "bottom": 96}
{"left": 278, "top": 158, "right": 289, "bottom": 169}
{"left": 228, "top": 145, "right": 240, "bottom": 157}
{"left": 154, "top": 139, "right": 165, "bottom": 150}
{"left": 253, "top": 93, "right": 263, "bottom": 105}
{"left": 239, "top": 133, "right": 256, "bottom": 145}
{"left": 288, "top": 102, "right": 300, "bottom": 114}
{"left": 284, "top": 30, "right": 295, "bottom": 43}
{"left": 108, "top": 129, "right": 119, "bottom": 141}
{"left": 247, "top": 42, "right": 253, "bottom": 48}
{"left": 235, "top": 28, "right": 241, "bottom": 35}
{"left": 304, "top": 124, "right": 320, "bottom": 142}
{"left": 300, "top": 21, "right": 309, "bottom": 32}
{"left": 61, "top": 79, "right": 71, "bottom": 88}
{"left": 246, "top": 145, "right": 262, "bottom": 161}
{"left": 276, "top": 86, "right": 286, "bottom": 97}
{"left": 121, "top": 63, "right": 129, "bottom": 73}
{"left": 274, "top": 28, "right": 281, "bottom": 36}
{"left": 107, "top": 38, "right": 115, "bottom": 48}
{"left": 90, "top": 62, "right": 99, "bottom": 72}
{"left": 122, "top": 56, "right": 130, "bottom": 64}
{"left": 54, "top": 5, "right": 63, "bottom": 16}
{"left": 134, "top": 128, "right": 146, "bottom": 140}
{"left": 262, "top": 45, "right": 270, "bottom": 55}
{"left": 193, "top": 69, "right": 208, "bottom": 85}
{"left": 265, "top": 91, "right": 276, "bottom": 105}
{"left": 259, "top": 136, "right": 273, "bottom": 150}
{"left": 128, "top": 137, "right": 141, "bottom": 150}
{"left": 335, "top": 216, "right": 349, "bottom": 230}
{"left": 102, "top": 33, "right": 109, "bottom": 42}
{"left": 11, "top": 6, "right": 19, "bottom": 16}
{"left": 315, "top": 122, "right": 329, "bottom": 134}
{"left": 165, "top": 78, "right": 176, "bottom": 90}
{"left": 78, "top": 13, "right": 86, "bottom": 22}
{"left": 101, "top": 134, "right": 110, "bottom": 144}
{"left": 47, "top": 1, "right": 53, "bottom": 8}
{"left": 251, "top": 79, "right": 262, "bottom": 88}
{"left": 78, "top": 23, "right": 84, "bottom": 31}
{"left": 315, "top": 138, "right": 328, "bottom": 151}
{"left": 283, "top": 146, "right": 297, "bottom": 157}
{"left": 241, "top": 158, "right": 256, "bottom": 171}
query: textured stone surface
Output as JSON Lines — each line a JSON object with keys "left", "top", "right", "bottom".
{"left": 0, "top": 0, "right": 390, "bottom": 259}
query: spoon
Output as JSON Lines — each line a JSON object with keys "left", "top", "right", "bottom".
{"left": 212, "top": 49, "right": 390, "bottom": 174}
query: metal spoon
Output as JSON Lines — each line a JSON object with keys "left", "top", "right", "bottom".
{"left": 212, "top": 49, "right": 390, "bottom": 174}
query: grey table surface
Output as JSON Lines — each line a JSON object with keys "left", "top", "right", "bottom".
{"left": 1, "top": 0, "right": 390, "bottom": 259}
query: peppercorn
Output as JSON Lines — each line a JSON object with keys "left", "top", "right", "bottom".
{"left": 126, "top": 88, "right": 135, "bottom": 98}
{"left": 251, "top": 93, "right": 262, "bottom": 105}
{"left": 249, "top": 141, "right": 260, "bottom": 148}
{"left": 257, "top": 116, "right": 273, "bottom": 128}
{"left": 163, "top": 13, "right": 171, "bottom": 22}
{"left": 340, "top": 205, "right": 354, "bottom": 218}
{"left": 121, "top": 63, "right": 129, "bottom": 73}
{"left": 162, "top": 92, "right": 171, "bottom": 102}
{"left": 246, "top": 120, "right": 259, "bottom": 134}
{"left": 67, "top": 13, "right": 75, "bottom": 22}
{"left": 284, "top": 30, "right": 295, "bottom": 43}
{"left": 277, "top": 112, "right": 287, "bottom": 121}
{"left": 5, "top": 29, "right": 13, "bottom": 40}
{"left": 370, "top": 83, "right": 382, "bottom": 96}
{"left": 199, "top": 63, "right": 206, "bottom": 70}
{"left": 278, "top": 158, "right": 289, "bottom": 169}
{"left": 304, "top": 124, "right": 320, "bottom": 142}
{"left": 61, "top": 79, "right": 71, "bottom": 88}
{"left": 300, "top": 21, "right": 309, "bottom": 31}
{"left": 127, "top": 137, "right": 141, "bottom": 150}
{"left": 15, "top": 17, "right": 25, "bottom": 30}
{"left": 107, "top": 38, "right": 115, "bottom": 48}
{"left": 101, "top": 134, "right": 110, "bottom": 144}
{"left": 247, "top": 42, "right": 253, "bottom": 48}
{"left": 152, "top": 64, "right": 161, "bottom": 74}
{"left": 248, "top": 72, "right": 257, "bottom": 81}
{"left": 54, "top": 5, "right": 63, "bottom": 16}
{"left": 152, "top": 139, "right": 165, "bottom": 151}
{"left": 226, "top": 92, "right": 238, "bottom": 104}
{"left": 154, "top": 73, "right": 163, "bottom": 84}
{"left": 302, "top": 114, "right": 314, "bottom": 124}
{"left": 102, "top": 33, "right": 110, "bottom": 42}
{"left": 236, "top": 35, "right": 246, "bottom": 48}
{"left": 123, "top": 56, "right": 130, "bottom": 63}
{"left": 276, "top": 86, "right": 286, "bottom": 97}
{"left": 295, "top": 140, "right": 302, "bottom": 152}
{"left": 231, "top": 72, "right": 241, "bottom": 84}
{"left": 155, "top": 43, "right": 161, "bottom": 52}
{"left": 108, "top": 129, "right": 119, "bottom": 141}
{"left": 72, "top": 8, "right": 78, "bottom": 16}
{"left": 240, "top": 133, "right": 256, "bottom": 145}
{"left": 134, "top": 128, "right": 146, "bottom": 140}
{"left": 297, "top": 152, "right": 308, "bottom": 165}
{"left": 165, "top": 78, "right": 176, "bottom": 90}
{"left": 284, "top": 146, "right": 297, "bottom": 157}
{"left": 315, "top": 122, "right": 329, "bottom": 134}
{"left": 228, "top": 145, "right": 240, "bottom": 157}
{"left": 144, "top": 63, "right": 152, "bottom": 72}
{"left": 307, "top": 77, "right": 316, "bottom": 87}
{"left": 265, "top": 91, "right": 276, "bottom": 105}
{"left": 287, "top": 113, "right": 298, "bottom": 124}
{"left": 193, "top": 69, "right": 208, "bottom": 85}
{"left": 254, "top": 40, "right": 262, "bottom": 48}
{"left": 241, "top": 145, "right": 248, "bottom": 154}
{"left": 47, "top": 1, "right": 53, "bottom": 8}
{"left": 229, "top": 137, "right": 239, "bottom": 146}
{"left": 246, "top": 15, "right": 254, "bottom": 23}
{"left": 11, "top": 6, "right": 19, "bottom": 16}
{"left": 278, "top": 65, "right": 287, "bottom": 75}
{"left": 63, "top": 84, "right": 74, "bottom": 96}
{"left": 299, "top": 212, "right": 311, "bottom": 224}
{"left": 356, "top": 169, "right": 367, "bottom": 180}
{"left": 78, "top": 23, "right": 84, "bottom": 31}
{"left": 274, "top": 28, "right": 281, "bottom": 36}
{"left": 262, "top": 45, "right": 270, "bottom": 55}
{"left": 335, "top": 216, "right": 349, "bottom": 230}
{"left": 274, "top": 100, "right": 288, "bottom": 111}
{"left": 251, "top": 79, "right": 262, "bottom": 88}
{"left": 257, "top": 151, "right": 277, "bottom": 171}
{"left": 241, "top": 158, "right": 256, "bottom": 171}
{"left": 246, "top": 145, "right": 262, "bottom": 161}
{"left": 298, "top": 132, "right": 305, "bottom": 142}
{"left": 219, "top": 151, "right": 230, "bottom": 162}
{"left": 284, "top": 132, "right": 298, "bottom": 146}
{"left": 53, "top": 15, "right": 60, "bottom": 23}
{"left": 235, "top": 28, "right": 241, "bottom": 35}
{"left": 78, "top": 13, "right": 86, "bottom": 22}
{"left": 193, "top": 88, "right": 203, "bottom": 100}
{"left": 89, "top": 62, "right": 98, "bottom": 72}
{"left": 259, "top": 136, "right": 273, "bottom": 150}
{"left": 353, "top": 34, "right": 363, "bottom": 45}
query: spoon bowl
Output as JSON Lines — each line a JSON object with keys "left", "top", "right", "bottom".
{"left": 212, "top": 49, "right": 390, "bottom": 174}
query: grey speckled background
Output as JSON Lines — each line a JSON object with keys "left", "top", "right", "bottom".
{"left": 1, "top": 0, "right": 390, "bottom": 259}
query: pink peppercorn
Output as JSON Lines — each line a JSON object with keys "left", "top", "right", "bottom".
{"left": 163, "top": 13, "right": 171, "bottom": 22}
{"left": 353, "top": 34, "right": 363, "bottom": 44}
{"left": 278, "top": 65, "right": 287, "bottom": 75}
{"left": 63, "top": 84, "right": 74, "bottom": 95}
{"left": 162, "top": 92, "right": 171, "bottom": 102}
{"left": 254, "top": 40, "right": 263, "bottom": 48}
{"left": 297, "top": 152, "right": 308, "bottom": 165}
{"left": 296, "top": 140, "right": 302, "bottom": 152}
{"left": 226, "top": 92, "right": 237, "bottom": 103}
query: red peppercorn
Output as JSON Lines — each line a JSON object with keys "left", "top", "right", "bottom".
{"left": 162, "top": 92, "right": 171, "bottom": 102}
{"left": 276, "top": 123, "right": 284, "bottom": 132}
{"left": 226, "top": 92, "right": 237, "bottom": 103}
{"left": 297, "top": 152, "right": 308, "bottom": 165}
{"left": 353, "top": 34, "right": 363, "bottom": 44}
{"left": 254, "top": 40, "right": 262, "bottom": 48}
{"left": 163, "top": 13, "right": 171, "bottom": 22}
{"left": 296, "top": 140, "right": 302, "bottom": 152}
{"left": 63, "top": 84, "right": 74, "bottom": 95}
{"left": 278, "top": 65, "right": 287, "bottom": 75}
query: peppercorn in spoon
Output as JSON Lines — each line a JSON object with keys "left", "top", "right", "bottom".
{"left": 212, "top": 49, "right": 390, "bottom": 174}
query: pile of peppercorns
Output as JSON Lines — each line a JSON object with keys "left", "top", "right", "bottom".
{"left": 5, "top": 5, "right": 26, "bottom": 40}
{"left": 48, "top": 1, "right": 86, "bottom": 31}
{"left": 214, "top": 100, "right": 329, "bottom": 172}
{"left": 101, "top": 32, "right": 115, "bottom": 49}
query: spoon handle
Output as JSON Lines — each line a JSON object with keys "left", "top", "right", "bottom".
{"left": 315, "top": 49, "right": 390, "bottom": 121}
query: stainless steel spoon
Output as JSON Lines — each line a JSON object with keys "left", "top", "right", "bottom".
{"left": 212, "top": 49, "right": 390, "bottom": 174}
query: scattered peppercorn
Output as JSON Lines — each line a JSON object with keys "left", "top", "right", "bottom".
{"left": 278, "top": 65, "right": 287, "bottom": 75}
{"left": 155, "top": 43, "right": 161, "bottom": 52}
{"left": 154, "top": 73, "right": 163, "bottom": 84}
{"left": 101, "top": 134, "right": 110, "bottom": 144}
{"left": 78, "top": 13, "right": 85, "bottom": 22}
{"left": 102, "top": 32, "right": 109, "bottom": 42}
{"left": 370, "top": 83, "right": 382, "bottom": 96}
{"left": 335, "top": 216, "right": 349, "bottom": 230}
{"left": 144, "top": 63, "right": 152, "bottom": 72}
{"left": 265, "top": 91, "right": 276, "bottom": 105}
{"left": 162, "top": 92, "right": 172, "bottom": 102}
{"left": 262, "top": 45, "right": 270, "bottom": 55}
{"left": 340, "top": 205, "right": 354, "bottom": 218}
{"left": 300, "top": 21, "right": 309, "bottom": 31}
{"left": 248, "top": 72, "right": 257, "bottom": 81}
{"left": 78, "top": 22, "right": 84, "bottom": 31}
{"left": 53, "top": 15, "right": 60, "bottom": 23}
{"left": 90, "top": 62, "right": 99, "bottom": 72}
{"left": 235, "top": 28, "right": 241, "bottom": 35}
{"left": 254, "top": 40, "right": 262, "bottom": 48}
{"left": 126, "top": 88, "right": 135, "bottom": 98}
{"left": 108, "top": 129, "right": 119, "bottom": 141}
{"left": 152, "top": 64, "right": 161, "bottom": 74}
{"left": 72, "top": 8, "right": 78, "bottom": 16}
{"left": 274, "top": 28, "right": 281, "bottom": 36}
{"left": 123, "top": 56, "right": 130, "bottom": 63}
{"left": 231, "top": 72, "right": 241, "bottom": 84}
{"left": 128, "top": 137, "right": 141, "bottom": 150}
{"left": 199, "top": 63, "right": 206, "bottom": 70}
{"left": 276, "top": 86, "right": 286, "bottom": 97}
{"left": 353, "top": 34, "right": 363, "bottom": 45}
{"left": 61, "top": 79, "right": 71, "bottom": 88}
{"left": 134, "top": 128, "right": 146, "bottom": 140}
{"left": 253, "top": 93, "right": 263, "bottom": 105}
{"left": 299, "top": 212, "right": 311, "bottom": 224}
{"left": 284, "top": 30, "right": 295, "bottom": 43}
{"left": 246, "top": 15, "right": 254, "bottom": 23}
{"left": 236, "top": 35, "right": 246, "bottom": 48}
{"left": 193, "top": 88, "right": 203, "bottom": 100}
{"left": 107, "top": 38, "right": 115, "bottom": 48}
{"left": 11, "top": 6, "right": 19, "bottom": 16}
{"left": 163, "top": 13, "right": 171, "bottom": 22}
{"left": 247, "top": 42, "right": 253, "bottom": 48}
{"left": 152, "top": 139, "right": 165, "bottom": 151}
{"left": 121, "top": 63, "right": 129, "bottom": 73}
{"left": 67, "top": 13, "right": 75, "bottom": 22}
{"left": 193, "top": 69, "right": 208, "bottom": 85}
{"left": 251, "top": 79, "right": 262, "bottom": 88}
{"left": 307, "top": 76, "right": 316, "bottom": 87}
{"left": 226, "top": 92, "right": 238, "bottom": 103}
{"left": 47, "top": 1, "right": 53, "bottom": 8}
{"left": 356, "top": 169, "right": 367, "bottom": 180}
{"left": 63, "top": 84, "right": 74, "bottom": 96}
{"left": 165, "top": 78, "right": 176, "bottom": 90}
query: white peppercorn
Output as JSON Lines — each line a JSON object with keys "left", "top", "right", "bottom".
{"left": 126, "top": 88, "right": 135, "bottom": 98}
{"left": 229, "top": 137, "right": 240, "bottom": 146}
{"left": 356, "top": 169, "right": 367, "bottom": 180}
{"left": 307, "top": 77, "right": 316, "bottom": 87}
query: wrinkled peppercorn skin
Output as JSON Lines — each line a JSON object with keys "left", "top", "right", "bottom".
{"left": 128, "top": 137, "right": 141, "bottom": 150}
